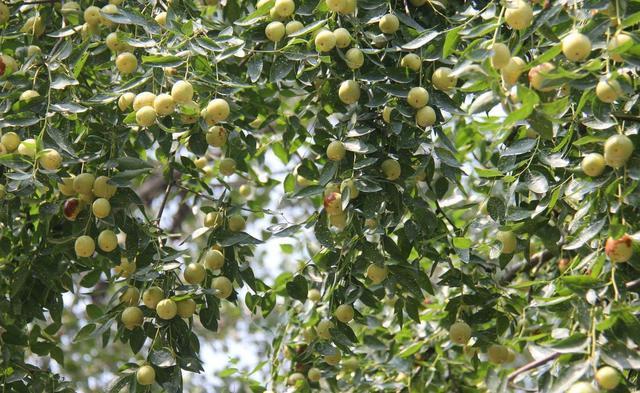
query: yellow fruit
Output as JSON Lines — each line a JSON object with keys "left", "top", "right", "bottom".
{"left": 567, "top": 382, "right": 598, "bottom": 393}
{"left": 60, "top": 1, "right": 80, "bottom": 13}
{"left": 0, "top": 3, "right": 8, "bottom": 24}
{"left": 239, "top": 184, "right": 252, "bottom": 198}
{"left": 595, "top": 366, "right": 620, "bottom": 390}
{"left": 487, "top": 344, "right": 509, "bottom": 364}
{"left": 366, "top": 264, "right": 388, "bottom": 284}
{"left": 156, "top": 299, "right": 177, "bottom": 320}
{"left": 155, "top": 11, "right": 167, "bottom": 26}
{"left": 98, "top": 229, "right": 118, "bottom": 252}
{"left": 329, "top": 212, "right": 347, "bottom": 230}
{"left": 324, "top": 350, "right": 341, "bottom": 365}
{"left": 212, "top": 276, "right": 233, "bottom": 299}
{"left": 382, "top": 106, "right": 393, "bottom": 123}
{"left": 116, "top": 52, "right": 137, "bottom": 74}
{"left": 608, "top": 32, "right": 633, "bottom": 62}
{"left": 432, "top": 67, "right": 457, "bottom": 91}
{"left": 194, "top": 157, "right": 207, "bottom": 169}
{"left": 265, "top": 21, "right": 286, "bottom": 42}
{"left": 120, "top": 286, "right": 140, "bottom": 306}
{"left": 327, "top": 140, "right": 346, "bottom": 161}
{"left": 504, "top": 0, "right": 533, "bottom": 30}
{"left": 490, "top": 43, "right": 511, "bottom": 69}
{"left": 407, "top": 87, "right": 429, "bottom": 109}
{"left": 21, "top": 16, "right": 45, "bottom": 37}
{"left": 528, "top": 62, "right": 555, "bottom": 92}
{"left": 326, "top": 0, "right": 345, "bottom": 12}
{"left": 345, "top": 48, "right": 364, "bottom": 69}
{"left": 93, "top": 176, "right": 117, "bottom": 199}
{"left": 416, "top": 106, "right": 436, "bottom": 128}
{"left": 285, "top": 21, "right": 304, "bottom": 35}
{"left": 20, "top": 90, "right": 40, "bottom": 101}
{"left": 142, "top": 286, "right": 163, "bottom": 309}
{"left": 74, "top": 173, "right": 95, "bottom": 195}
{"left": 17, "top": 139, "right": 36, "bottom": 158}
{"left": 176, "top": 298, "right": 196, "bottom": 318}
{"left": 308, "top": 288, "right": 321, "bottom": 302}
{"left": 204, "top": 249, "right": 225, "bottom": 270}
{"left": 596, "top": 79, "right": 621, "bottom": 103}
{"left": 287, "top": 373, "right": 306, "bottom": 386}
{"left": 118, "top": 92, "right": 135, "bottom": 111}
{"left": 339, "top": 0, "right": 355, "bottom": 14}
{"left": 206, "top": 126, "right": 227, "bottom": 147}
{"left": 227, "top": 214, "right": 246, "bottom": 232}
{"left": 333, "top": 28, "right": 352, "bottom": 48}
{"left": 581, "top": 153, "right": 605, "bottom": 177}
{"left": 153, "top": 93, "right": 175, "bottom": 116}
{"left": 274, "top": 0, "right": 295, "bottom": 17}
{"left": 205, "top": 98, "right": 230, "bottom": 123}
{"left": 1, "top": 132, "right": 20, "bottom": 152}
{"left": 315, "top": 29, "right": 336, "bottom": 52}
{"left": 497, "top": 230, "right": 517, "bottom": 254}
{"left": 379, "top": 14, "right": 399, "bottom": 34}
{"left": 562, "top": 32, "right": 591, "bottom": 62}
{"left": 340, "top": 178, "right": 359, "bottom": 199}
{"left": 171, "top": 81, "right": 194, "bottom": 104}
{"left": 501, "top": 56, "right": 526, "bottom": 85}
{"left": 401, "top": 53, "right": 422, "bottom": 71}
{"left": 338, "top": 80, "right": 360, "bottom": 104}
{"left": 381, "top": 158, "right": 401, "bottom": 180}
{"left": 316, "top": 319, "right": 334, "bottom": 340}
{"left": 136, "top": 365, "right": 156, "bottom": 386}
{"left": 100, "top": 4, "right": 118, "bottom": 27}
{"left": 75, "top": 235, "right": 95, "bottom": 258}
{"left": 335, "top": 304, "right": 354, "bottom": 323}
{"left": 122, "top": 306, "right": 144, "bottom": 330}
{"left": 449, "top": 322, "right": 472, "bottom": 345}
{"left": 136, "top": 106, "right": 156, "bottom": 127}
{"left": 92, "top": 198, "right": 111, "bottom": 218}
{"left": 307, "top": 367, "right": 321, "bottom": 382}
{"left": 204, "top": 211, "right": 223, "bottom": 228}
{"left": 39, "top": 149, "right": 62, "bottom": 171}
{"left": 604, "top": 134, "right": 634, "bottom": 168}
{"left": 59, "top": 176, "right": 76, "bottom": 196}
{"left": 219, "top": 157, "right": 236, "bottom": 176}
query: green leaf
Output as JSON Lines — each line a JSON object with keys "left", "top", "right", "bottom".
{"left": 286, "top": 275, "right": 308, "bottom": 303}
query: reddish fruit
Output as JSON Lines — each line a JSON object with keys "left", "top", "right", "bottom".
{"left": 63, "top": 198, "right": 82, "bottom": 221}
{"left": 323, "top": 192, "right": 343, "bottom": 216}
{"left": 605, "top": 235, "right": 633, "bottom": 263}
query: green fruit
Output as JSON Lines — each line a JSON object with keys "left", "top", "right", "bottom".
{"left": 156, "top": 299, "right": 177, "bottom": 320}
{"left": 212, "top": 276, "right": 233, "bottom": 299}
{"left": 122, "top": 306, "right": 144, "bottom": 330}
{"left": 595, "top": 366, "right": 620, "bottom": 390}
{"left": 335, "top": 304, "right": 354, "bottom": 323}
{"left": 136, "top": 365, "right": 156, "bottom": 386}
{"left": 449, "top": 322, "right": 472, "bottom": 345}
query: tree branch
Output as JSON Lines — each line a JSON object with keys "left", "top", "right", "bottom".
{"left": 501, "top": 250, "right": 555, "bottom": 284}
{"left": 507, "top": 352, "right": 560, "bottom": 384}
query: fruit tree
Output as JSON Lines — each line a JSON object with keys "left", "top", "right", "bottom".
{"left": 0, "top": 0, "right": 639, "bottom": 392}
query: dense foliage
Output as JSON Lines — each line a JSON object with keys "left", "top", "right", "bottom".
{"left": 1, "top": 0, "right": 640, "bottom": 391}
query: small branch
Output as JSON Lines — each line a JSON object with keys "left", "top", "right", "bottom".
{"left": 156, "top": 181, "right": 173, "bottom": 223}
{"left": 625, "top": 278, "right": 640, "bottom": 289}
{"left": 402, "top": 0, "right": 410, "bottom": 15}
{"left": 612, "top": 113, "right": 640, "bottom": 123}
{"left": 507, "top": 352, "right": 560, "bottom": 384}
{"left": 501, "top": 250, "right": 555, "bottom": 284}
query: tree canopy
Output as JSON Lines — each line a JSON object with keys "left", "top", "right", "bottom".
{"left": 1, "top": 0, "right": 640, "bottom": 392}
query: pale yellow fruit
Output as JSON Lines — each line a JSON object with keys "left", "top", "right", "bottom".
{"left": 307, "top": 367, "right": 321, "bottom": 382}
{"left": 239, "top": 184, "right": 252, "bottom": 198}
{"left": 324, "top": 350, "right": 341, "bottom": 365}
{"left": 100, "top": 4, "right": 118, "bottom": 27}
{"left": 204, "top": 249, "right": 225, "bottom": 270}
{"left": 118, "top": 92, "right": 135, "bottom": 111}
{"left": 176, "top": 299, "right": 196, "bottom": 318}
{"left": 136, "top": 106, "right": 157, "bottom": 127}
{"left": 274, "top": 0, "right": 295, "bottom": 17}
{"left": 596, "top": 79, "right": 621, "bottom": 103}
{"left": 416, "top": 106, "right": 436, "bottom": 128}
{"left": 335, "top": 304, "right": 354, "bottom": 323}
{"left": 115, "top": 257, "right": 136, "bottom": 278}
{"left": 21, "top": 16, "right": 45, "bottom": 37}
{"left": 116, "top": 52, "right": 137, "bottom": 74}
{"left": 595, "top": 366, "right": 620, "bottom": 390}
{"left": 381, "top": 159, "right": 401, "bottom": 180}
{"left": 604, "top": 134, "right": 634, "bottom": 168}
{"left": 315, "top": 30, "right": 336, "bottom": 52}
{"left": 92, "top": 198, "right": 111, "bottom": 218}
{"left": 379, "top": 14, "right": 399, "bottom": 34}
{"left": 326, "top": 0, "right": 345, "bottom": 12}
{"left": 345, "top": 48, "right": 364, "bottom": 69}
{"left": 329, "top": 212, "right": 347, "bottom": 230}
{"left": 432, "top": 67, "right": 457, "bottom": 91}
{"left": 316, "top": 319, "right": 334, "bottom": 340}
{"left": 136, "top": 365, "right": 155, "bottom": 386}
{"left": 59, "top": 176, "right": 76, "bottom": 196}
{"left": 1, "top": 132, "right": 20, "bottom": 152}
{"left": 497, "top": 230, "right": 517, "bottom": 254}
{"left": 133, "top": 92, "right": 156, "bottom": 111}
{"left": 366, "top": 264, "right": 388, "bottom": 284}
{"left": 156, "top": 299, "right": 177, "bottom": 320}
{"left": 227, "top": 214, "right": 246, "bottom": 232}
{"left": 567, "top": 382, "right": 598, "bottom": 393}
{"left": 98, "top": 229, "right": 118, "bottom": 252}
{"left": 60, "top": 1, "right": 80, "bottom": 14}
{"left": 171, "top": 81, "right": 194, "bottom": 104}
{"left": 93, "top": 176, "right": 117, "bottom": 199}
{"left": 204, "top": 211, "right": 223, "bottom": 228}
{"left": 122, "top": 306, "right": 144, "bottom": 330}
{"left": 340, "top": 178, "right": 359, "bottom": 199}
{"left": 339, "top": 0, "right": 356, "bottom": 14}
{"left": 327, "top": 140, "right": 346, "bottom": 161}
{"left": 219, "top": 157, "right": 236, "bottom": 176}
{"left": 449, "top": 322, "right": 472, "bottom": 345}
{"left": 155, "top": 12, "right": 167, "bottom": 26}
{"left": 490, "top": 43, "right": 511, "bottom": 69}
{"left": 212, "top": 276, "right": 233, "bottom": 299}
{"left": 206, "top": 126, "right": 227, "bottom": 147}
{"left": 120, "top": 286, "right": 140, "bottom": 306}
{"left": 407, "top": 87, "right": 429, "bottom": 109}
{"left": 608, "top": 32, "right": 633, "bottom": 62}
{"left": 285, "top": 21, "right": 304, "bottom": 35}
{"left": 0, "top": 3, "right": 9, "bottom": 24}
{"left": 265, "top": 21, "right": 286, "bottom": 42}
{"left": 17, "top": 138, "right": 36, "bottom": 158}
{"left": 338, "top": 80, "right": 360, "bottom": 104}
{"left": 205, "top": 98, "right": 230, "bottom": 123}
{"left": 528, "top": 62, "right": 555, "bottom": 92}
{"left": 501, "top": 56, "right": 526, "bottom": 85}
{"left": 504, "top": 0, "right": 533, "bottom": 30}
{"left": 382, "top": 106, "right": 392, "bottom": 123}
{"left": 308, "top": 288, "right": 321, "bottom": 302}
{"left": 142, "top": 286, "right": 163, "bottom": 309}
{"left": 401, "top": 53, "right": 422, "bottom": 71}
{"left": 487, "top": 344, "right": 509, "bottom": 364}
{"left": 153, "top": 94, "right": 175, "bottom": 116}
{"left": 20, "top": 90, "right": 40, "bottom": 101}
{"left": 194, "top": 157, "right": 207, "bottom": 169}
{"left": 562, "top": 32, "right": 591, "bottom": 62}
{"left": 581, "top": 153, "right": 605, "bottom": 177}
{"left": 287, "top": 373, "right": 306, "bottom": 386}
{"left": 75, "top": 235, "right": 95, "bottom": 258}
{"left": 39, "top": 149, "right": 62, "bottom": 171}
{"left": 333, "top": 28, "right": 352, "bottom": 49}
{"left": 73, "top": 173, "right": 95, "bottom": 195}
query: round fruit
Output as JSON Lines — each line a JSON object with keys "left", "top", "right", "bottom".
{"left": 156, "top": 299, "right": 177, "bottom": 320}
{"left": 287, "top": 372, "right": 306, "bottom": 386}
{"left": 0, "top": 3, "right": 8, "bottom": 24}
{"left": 143, "top": 286, "right": 164, "bottom": 309}
{"left": 326, "top": 0, "right": 345, "bottom": 12}
{"left": 595, "top": 366, "right": 620, "bottom": 390}
{"left": 205, "top": 98, "right": 230, "bottom": 123}
{"left": 345, "top": 48, "right": 364, "bottom": 69}
{"left": 315, "top": 30, "right": 336, "bottom": 52}
{"left": 335, "top": 304, "right": 354, "bottom": 323}
{"left": 1, "top": 132, "right": 20, "bottom": 152}
{"left": 17, "top": 139, "right": 36, "bottom": 158}
{"left": 219, "top": 157, "right": 236, "bottom": 176}
{"left": 490, "top": 43, "right": 511, "bottom": 69}
{"left": 182, "top": 263, "right": 205, "bottom": 285}
{"left": 238, "top": 184, "right": 252, "bottom": 198}
{"left": 497, "top": 231, "right": 517, "bottom": 254}
{"left": 98, "top": 230, "right": 118, "bottom": 252}
{"left": 604, "top": 134, "right": 634, "bottom": 168}
{"left": 605, "top": 235, "right": 633, "bottom": 263}
{"left": 205, "top": 249, "right": 225, "bottom": 270}
{"left": 324, "top": 350, "right": 341, "bottom": 365}
{"left": 74, "top": 174, "right": 95, "bottom": 196}
{"left": 121, "top": 306, "right": 144, "bottom": 330}
{"left": 116, "top": 52, "right": 137, "bottom": 74}
{"left": 136, "top": 106, "right": 157, "bottom": 127}
{"left": 75, "top": 235, "right": 95, "bottom": 258}
{"left": 401, "top": 53, "right": 422, "bottom": 71}
{"left": 206, "top": 126, "right": 227, "bottom": 147}
{"left": 120, "top": 286, "right": 140, "bottom": 306}
{"left": 324, "top": 192, "right": 343, "bottom": 216}
{"left": 176, "top": 299, "right": 197, "bottom": 318}
{"left": 329, "top": 212, "right": 347, "bottom": 230}
{"left": 449, "top": 322, "right": 472, "bottom": 345}
{"left": 487, "top": 344, "right": 509, "bottom": 364}
{"left": 416, "top": 106, "right": 436, "bottom": 128}
{"left": 63, "top": 198, "right": 82, "bottom": 221}
{"left": 136, "top": 365, "right": 156, "bottom": 386}
{"left": 92, "top": 198, "right": 111, "bottom": 218}
{"left": 432, "top": 67, "right": 457, "bottom": 91}
{"left": 153, "top": 93, "right": 175, "bottom": 116}
{"left": 133, "top": 92, "right": 156, "bottom": 111}
{"left": 528, "top": 62, "right": 555, "bottom": 92}
{"left": 106, "top": 32, "right": 123, "bottom": 52}
{"left": 265, "top": 21, "right": 286, "bottom": 42}
{"left": 285, "top": 21, "right": 304, "bottom": 35}
{"left": 608, "top": 32, "right": 633, "bottom": 62}
{"left": 100, "top": 4, "right": 118, "bottom": 27}
{"left": 307, "top": 367, "right": 321, "bottom": 382}
{"left": 155, "top": 11, "right": 167, "bottom": 26}
{"left": 381, "top": 159, "right": 401, "bottom": 180}
{"left": 93, "top": 176, "right": 117, "bottom": 199}
{"left": 382, "top": 106, "right": 393, "bottom": 123}
{"left": 504, "top": 0, "right": 533, "bottom": 30}
{"left": 59, "top": 176, "right": 76, "bottom": 196}
{"left": 316, "top": 319, "right": 334, "bottom": 340}
{"left": 501, "top": 56, "right": 526, "bottom": 85}
{"left": 274, "top": 0, "right": 295, "bottom": 17}
{"left": 338, "top": 80, "right": 360, "bottom": 105}
{"left": 340, "top": 178, "right": 359, "bottom": 199}
{"left": 308, "top": 288, "right": 321, "bottom": 302}
{"left": 333, "top": 28, "right": 352, "bottom": 48}
{"left": 115, "top": 258, "right": 136, "bottom": 278}
{"left": 118, "top": 92, "right": 135, "bottom": 111}
{"left": 21, "top": 16, "right": 45, "bottom": 37}
{"left": 326, "top": 140, "right": 346, "bottom": 161}
{"left": 39, "top": 149, "right": 62, "bottom": 171}
{"left": 567, "top": 382, "right": 598, "bottom": 393}
{"left": 562, "top": 32, "right": 592, "bottom": 62}
{"left": 379, "top": 14, "right": 399, "bottom": 34}
{"left": 171, "top": 81, "right": 194, "bottom": 104}
{"left": 596, "top": 79, "right": 621, "bottom": 103}
{"left": 366, "top": 264, "right": 388, "bottom": 284}
{"left": 581, "top": 153, "right": 605, "bottom": 177}
{"left": 212, "top": 276, "right": 233, "bottom": 299}
{"left": 228, "top": 214, "right": 246, "bottom": 232}
{"left": 407, "top": 87, "right": 429, "bottom": 109}
{"left": 204, "top": 211, "right": 223, "bottom": 228}
{"left": 20, "top": 90, "right": 40, "bottom": 101}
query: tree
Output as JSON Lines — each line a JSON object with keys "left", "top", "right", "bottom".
{"left": 0, "top": 0, "right": 639, "bottom": 391}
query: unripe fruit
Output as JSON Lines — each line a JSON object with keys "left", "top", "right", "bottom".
{"left": 382, "top": 106, "right": 393, "bottom": 123}
{"left": 490, "top": 43, "right": 511, "bottom": 69}
{"left": 407, "top": 87, "right": 429, "bottom": 109}
{"left": 204, "top": 211, "right": 223, "bottom": 228}
{"left": 449, "top": 322, "right": 472, "bottom": 345}
{"left": 97, "top": 230, "right": 118, "bottom": 252}
{"left": 20, "top": 90, "right": 40, "bottom": 101}
{"left": 63, "top": 198, "right": 82, "bottom": 221}
{"left": 497, "top": 231, "right": 517, "bottom": 254}
{"left": 605, "top": 235, "right": 633, "bottom": 263}
{"left": 136, "top": 106, "right": 156, "bottom": 127}
{"left": 60, "top": 1, "right": 80, "bottom": 13}
{"left": 308, "top": 288, "right": 321, "bottom": 302}
{"left": 205, "top": 249, "right": 225, "bottom": 270}
{"left": 329, "top": 212, "right": 347, "bottom": 230}
{"left": 1, "top": 132, "right": 21, "bottom": 152}
{"left": 504, "top": 0, "right": 533, "bottom": 30}
{"left": 100, "top": 4, "right": 118, "bottom": 27}
{"left": 118, "top": 92, "right": 135, "bottom": 111}
{"left": 75, "top": 235, "right": 95, "bottom": 258}
{"left": 285, "top": 21, "right": 304, "bottom": 35}
{"left": 381, "top": 159, "right": 401, "bottom": 180}
{"left": 21, "top": 16, "right": 45, "bottom": 37}
{"left": 333, "top": 28, "right": 352, "bottom": 48}
{"left": 194, "top": 157, "right": 207, "bottom": 169}
{"left": 156, "top": 299, "right": 177, "bottom": 320}
{"left": 219, "top": 157, "right": 236, "bottom": 176}
{"left": 432, "top": 67, "right": 458, "bottom": 91}
{"left": 265, "top": 21, "right": 286, "bottom": 42}
{"left": 155, "top": 11, "right": 167, "bottom": 26}
{"left": 401, "top": 53, "right": 422, "bottom": 71}
{"left": 416, "top": 106, "right": 436, "bottom": 128}
{"left": 274, "top": 0, "right": 295, "bottom": 17}
{"left": 604, "top": 134, "right": 634, "bottom": 168}
{"left": 338, "top": 80, "right": 360, "bottom": 104}
{"left": 366, "top": 264, "right": 388, "bottom": 284}
{"left": 608, "top": 32, "right": 633, "bottom": 62}
{"left": 176, "top": 299, "right": 197, "bottom": 318}
{"left": 326, "top": 0, "right": 345, "bottom": 12}
{"left": 228, "top": 214, "right": 246, "bottom": 232}
{"left": 17, "top": 139, "right": 36, "bottom": 158}
{"left": 239, "top": 184, "right": 252, "bottom": 198}
{"left": 315, "top": 30, "right": 336, "bottom": 52}
{"left": 143, "top": 286, "right": 163, "bottom": 309}
{"left": 307, "top": 367, "right": 321, "bottom": 382}
{"left": 340, "top": 179, "right": 359, "bottom": 199}
{"left": 92, "top": 198, "right": 111, "bottom": 218}
{"left": 324, "top": 192, "right": 343, "bottom": 215}
{"left": 153, "top": 94, "right": 175, "bottom": 116}
{"left": 0, "top": 3, "right": 8, "bottom": 24}
{"left": 106, "top": 32, "right": 125, "bottom": 52}
{"left": 316, "top": 319, "right": 334, "bottom": 340}
{"left": 59, "top": 177, "right": 76, "bottom": 196}
{"left": 528, "top": 62, "right": 555, "bottom": 92}
{"left": 205, "top": 98, "right": 230, "bottom": 123}
{"left": 596, "top": 79, "right": 621, "bottom": 103}
{"left": 501, "top": 56, "right": 526, "bottom": 85}
{"left": 345, "top": 48, "right": 364, "bottom": 69}
{"left": 206, "top": 126, "right": 227, "bottom": 147}
{"left": 121, "top": 306, "right": 144, "bottom": 330}
{"left": 136, "top": 365, "right": 156, "bottom": 386}
{"left": 120, "top": 287, "right": 140, "bottom": 307}
{"left": 171, "top": 81, "right": 194, "bottom": 104}
{"left": 562, "top": 32, "right": 592, "bottom": 62}
{"left": 327, "top": 140, "right": 346, "bottom": 161}
{"left": 335, "top": 304, "right": 354, "bottom": 323}
{"left": 93, "top": 176, "right": 117, "bottom": 199}
{"left": 39, "top": 149, "right": 62, "bottom": 171}
{"left": 379, "top": 14, "right": 399, "bottom": 34}
{"left": 287, "top": 373, "right": 306, "bottom": 386}
{"left": 340, "top": 0, "right": 356, "bottom": 14}
{"left": 324, "top": 350, "right": 341, "bottom": 365}
{"left": 581, "top": 153, "right": 605, "bottom": 177}
{"left": 74, "top": 173, "right": 95, "bottom": 195}
{"left": 487, "top": 344, "right": 509, "bottom": 364}
{"left": 78, "top": 192, "right": 94, "bottom": 205}
{"left": 567, "top": 382, "right": 598, "bottom": 393}
{"left": 595, "top": 366, "right": 620, "bottom": 390}
{"left": 116, "top": 52, "right": 137, "bottom": 74}
{"left": 212, "top": 276, "right": 233, "bottom": 299}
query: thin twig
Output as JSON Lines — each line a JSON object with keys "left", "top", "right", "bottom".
{"left": 507, "top": 352, "right": 560, "bottom": 383}
{"left": 156, "top": 181, "right": 173, "bottom": 223}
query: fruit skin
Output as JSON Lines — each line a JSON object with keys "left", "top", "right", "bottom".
{"left": 366, "top": 264, "right": 388, "bottom": 284}
{"left": 136, "top": 365, "right": 156, "bottom": 386}
{"left": 379, "top": 14, "right": 399, "bottom": 34}
{"left": 605, "top": 235, "right": 633, "bottom": 263}
{"left": 567, "top": 382, "right": 598, "bottom": 393}
{"left": 581, "top": 153, "right": 605, "bottom": 177}
{"left": 153, "top": 93, "right": 175, "bottom": 116}
{"left": 122, "top": 306, "right": 144, "bottom": 330}
{"left": 287, "top": 373, "right": 306, "bottom": 386}
{"left": 206, "top": 126, "right": 227, "bottom": 147}
{"left": 323, "top": 192, "right": 343, "bottom": 216}
{"left": 497, "top": 230, "right": 517, "bottom": 254}
{"left": 324, "top": 350, "right": 341, "bottom": 365}
{"left": 59, "top": 177, "right": 76, "bottom": 196}
{"left": 345, "top": 48, "right": 364, "bottom": 69}
{"left": 204, "top": 249, "right": 225, "bottom": 270}
{"left": 382, "top": 106, "right": 393, "bottom": 123}
{"left": 17, "top": 139, "right": 37, "bottom": 158}
{"left": 98, "top": 230, "right": 118, "bottom": 252}
{"left": 171, "top": 81, "right": 194, "bottom": 104}
{"left": 1, "top": 132, "right": 21, "bottom": 152}
{"left": 285, "top": 21, "right": 304, "bottom": 35}
{"left": 307, "top": 367, "right": 321, "bottom": 382}
{"left": 501, "top": 56, "right": 526, "bottom": 85}
{"left": 93, "top": 176, "right": 117, "bottom": 199}
{"left": 416, "top": 106, "right": 436, "bottom": 128}
{"left": 528, "top": 62, "right": 555, "bottom": 92}
{"left": 116, "top": 52, "right": 137, "bottom": 74}
{"left": 205, "top": 98, "right": 230, "bottom": 123}
{"left": 562, "top": 32, "right": 592, "bottom": 62}
{"left": 20, "top": 90, "right": 40, "bottom": 101}
{"left": 118, "top": 92, "right": 135, "bottom": 111}
{"left": 227, "top": 214, "right": 246, "bottom": 232}
{"left": 327, "top": 140, "right": 346, "bottom": 161}
{"left": 432, "top": 67, "right": 457, "bottom": 91}
{"left": 75, "top": 235, "right": 95, "bottom": 258}
{"left": 401, "top": 53, "right": 422, "bottom": 71}
{"left": 156, "top": 299, "right": 178, "bottom": 320}
{"left": 184, "top": 263, "right": 206, "bottom": 285}
{"left": 92, "top": 198, "right": 111, "bottom": 219}
{"left": 155, "top": 11, "right": 167, "bottom": 26}
{"left": 136, "top": 106, "right": 157, "bottom": 127}
{"left": 308, "top": 288, "right": 321, "bottom": 302}
{"left": 39, "top": 149, "right": 62, "bottom": 171}
{"left": 504, "top": 0, "right": 533, "bottom": 30}
{"left": 315, "top": 30, "right": 336, "bottom": 52}
{"left": 407, "top": 87, "right": 429, "bottom": 109}
{"left": 265, "top": 21, "right": 286, "bottom": 42}
{"left": 204, "top": 211, "right": 223, "bottom": 228}
{"left": 176, "top": 299, "right": 197, "bottom": 318}
{"left": 596, "top": 79, "right": 621, "bottom": 103}
{"left": 333, "top": 28, "right": 352, "bottom": 49}
{"left": 381, "top": 159, "right": 401, "bottom": 180}
{"left": 329, "top": 212, "right": 347, "bottom": 230}
{"left": 120, "top": 286, "right": 140, "bottom": 306}
{"left": 326, "top": 0, "right": 345, "bottom": 12}
{"left": 212, "top": 276, "right": 233, "bottom": 299}
{"left": 335, "top": 304, "right": 354, "bottom": 323}
{"left": 608, "top": 32, "right": 633, "bottom": 62}
{"left": 0, "top": 3, "right": 8, "bottom": 24}
{"left": 490, "top": 43, "right": 511, "bottom": 69}
{"left": 63, "top": 198, "right": 82, "bottom": 221}
{"left": 133, "top": 92, "right": 156, "bottom": 111}
{"left": 449, "top": 322, "right": 472, "bottom": 345}
{"left": 142, "top": 286, "right": 164, "bottom": 309}
{"left": 595, "top": 366, "right": 620, "bottom": 390}
{"left": 219, "top": 157, "right": 236, "bottom": 176}
{"left": 340, "top": 179, "right": 359, "bottom": 199}
{"left": 316, "top": 319, "right": 334, "bottom": 340}
{"left": 604, "top": 134, "right": 634, "bottom": 168}
{"left": 487, "top": 344, "right": 509, "bottom": 364}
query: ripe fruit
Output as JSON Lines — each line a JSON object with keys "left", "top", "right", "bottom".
{"left": 335, "top": 304, "right": 354, "bottom": 323}
{"left": 285, "top": 21, "right": 303, "bottom": 35}
{"left": 176, "top": 299, "right": 197, "bottom": 318}
{"left": 323, "top": 192, "right": 343, "bottom": 216}
{"left": 315, "top": 30, "right": 336, "bottom": 52}
{"left": 497, "top": 230, "right": 517, "bottom": 254}
{"left": 381, "top": 159, "right": 401, "bottom": 180}
{"left": 487, "top": 344, "right": 509, "bottom": 364}
{"left": 75, "top": 235, "right": 95, "bottom": 258}
{"left": 407, "top": 87, "right": 429, "bottom": 109}
{"left": 205, "top": 249, "right": 225, "bottom": 270}
{"left": 558, "top": 258, "right": 570, "bottom": 273}
{"left": 17, "top": 139, "right": 36, "bottom": 158}
{"left": 92, "top": 198, "right": 111, "bottom": 218}
{"left": 39, "top": 149, "right": 62, "bottom": 171}
{"left": 338, "top": 80, "right": 360, "bottom": 104}
{"left": 327, "top": 140, "right": 346, "bottom": 161}
{"left": 63, "top": 198, "right": 82, "bottom": 221}
{"left": 219, "top": 157, "right": 236, "bottom": 176}
{"left": 171, "top": 81, "right": 194, "bottom": 104}
{"left": 596, "top": 79, "right": 621, "bottom": 103}
{"left": 98, "top": 230, "right": 118, "bottom": 252}
{"left": 608, "top": 32, "right": 633, "bottom": 62}
{"left": 206, "top": 126, "right": 227, "bottom": 147}
{"left": 324, "top": 350, "right": 341, "bottom": 365}
{"left": 133, "top": 92, "right": 156, "bottom": 111}
{"left": 153, "top": 94, "right": 175, "bottom": 116}
{"left": 212, "top": 276, "right": 233, "bottom": 299}
{"left": 416, "top": 106, "right": 436, "bottom": 128}
{"left": 501, "top": 56, "right": 526, "bottom": 85}
{"left": 118, "top": 92, "right": 135, "bottom": 111}
{"left": 116, "top": 52, "right": 137, "bottom": 74}
{"left": 379, "top": 14, "right": 399, "bottom": 34}
{"left": 136, "top": 365, "right": 156, "bottom": 386}
{"left": 605, "top": 235, "right": 633, "bottom": 263}
{"left": 156, "top": 299, "right": 177, "bottom": 320}
{"left": 120, "top": 286, "right": 140, "bottom": 306}
{"left": 136, "top": 106, "right": 157, "bottom": 127}
{"left": 333, "top": 28, "right": 352, "bottom": 48}
{"left": 567, "top": 382, "right": 598, "bottom": 393}
{"left": 308, "top": 288, "right": 321, "bottom": 302}
{"left": 265, "top": 21, "right": 286, "bottom": 42}
{"left": 504, "top": 0, "right": 533, "bottom": 30}
{"left": 228, "top": 214, "right": 246, "bottom": 232}
{"left": 93, "top": 176, "right": 117, "bottom": 199}
{"left": 581, "top": 153, "right": 605, "bottom": 177}
{"left": 143, "top": 286, "right": 164, "bottom": 309}
{"left": 155, "top": 11, "right": 167, "bottom": 26}
{"left": 562, "top": 32, "right": 592, "bottom": 62}
{"left": 401, "top": 53, "right": 422, "bottom": 71}
{"left": 204, "top": 211, "right": 223, "bottom": 228}
{"left": 528, "top": 62, "right": 555, "bottom": 92}
{"left": 326, "top": 0, "right": 345, "bottom": 12}
{"left": 595, "top": 366, "right": 620, "bottom": 390}
{"left": 316, "top": 319, "right": 334, "bottom": 340}
{"left": 449, "top": 322, "right": 472, "bottom": 345}
{"left": 205, "top": 98, "right": 230, "bottom": 123}
{"left": 490, "top": 43, "right": 511, "bottom": 69}
{"left": 274, "top": 0, "right": 295, "bottom": 17}
{"left": 59, "top": 177, "right": 76, "bottom": 196}
{"left": 307, "top": 367, "right": 321, "bottom": 382}
{"left": 604, "top": 134, "right": 634, "bottom": 168}
{"left": 1, "top": 132, "right": 20, "bottom": 152}
{"left": 20, "top": 90, "right": 40, "bottom": 101}
{"left": 432, "top": 67, "right": 457, "bottom": 91}
{"left": 366, "top": 264, "right": 388, "bottom": 284}
{"left": 345, "top": 48, "right": 364, "bottom": 69}
{"left": 121, "top": 306, "right": 144, "bottom": 330}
